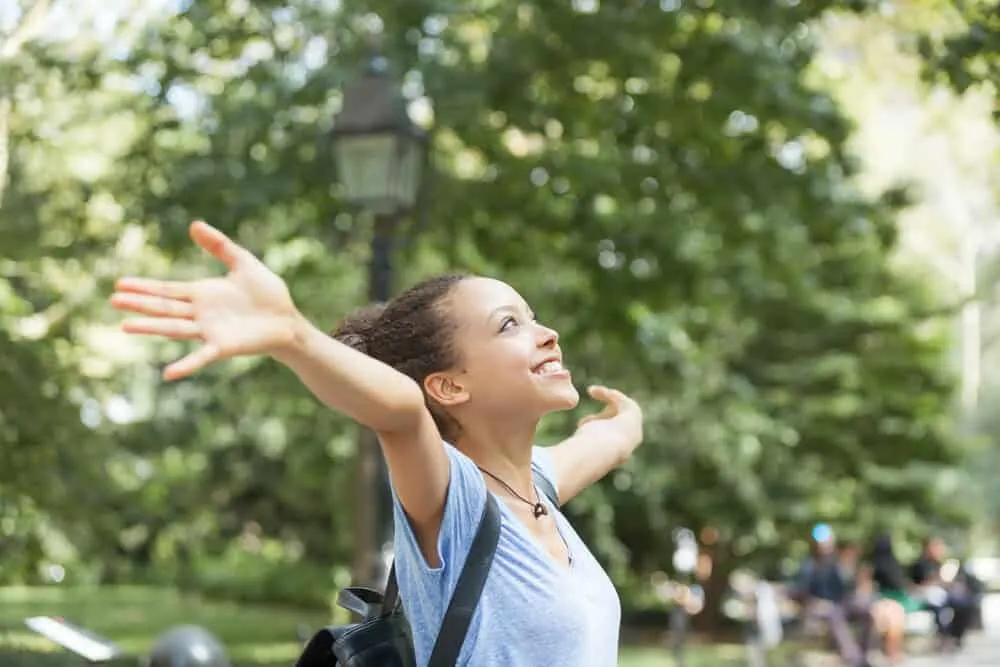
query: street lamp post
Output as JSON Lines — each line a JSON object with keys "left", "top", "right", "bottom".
{"left": 331, "top": 53, "right": 428, "bottom": 589}
{"left": 671, "top": 527, "right": 699, "bottom": 667}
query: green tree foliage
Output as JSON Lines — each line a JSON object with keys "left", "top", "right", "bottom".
{"left": 0, "top": 0, "right": 971, "bottom": 610}
{"left": 915, "top": 0, "right": 1000, "bottom": 545}
{"left": 0, "top": 0, "right": 140, "bottom": 580}
{"left": 919, "top": 0, "right": 999, "bottom": 101}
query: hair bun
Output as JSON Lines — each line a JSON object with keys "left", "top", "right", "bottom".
{"left": 331, "top": 303, "right": 388, "bottom": 355}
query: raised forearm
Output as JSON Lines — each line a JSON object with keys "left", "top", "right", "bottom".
{"left": 549, "top": 431, "right": 632, "bottom": 504}
{"left": 273, "top": 315, "right": 426, "bottom": 433}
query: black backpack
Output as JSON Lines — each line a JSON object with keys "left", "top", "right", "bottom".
{"left": 295, "top": 466, "right": 559, "bottom": 667}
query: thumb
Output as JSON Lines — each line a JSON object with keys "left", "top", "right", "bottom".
{"left": 588, "top": 384, "right": 622, "bottom": 406}
{"left": 163, "top": 343, "right": 221, "bottom": 381}
{"left": 577, "top": 386, "right": 617, "bottom": 429}
{"left": 189, "top": 220, "right": 250, "bottom": 270}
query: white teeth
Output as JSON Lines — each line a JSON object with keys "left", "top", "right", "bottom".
{"left": 535, "top": 360, "right": 564, "bottom": 375}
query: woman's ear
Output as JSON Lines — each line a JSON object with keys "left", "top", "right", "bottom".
{"left": 423, "top": 372, "right": 470, "bottom": 407}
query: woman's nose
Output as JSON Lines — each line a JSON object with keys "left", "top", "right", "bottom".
{"left": 536, "top": 323, "right": 559, "bottom": 347}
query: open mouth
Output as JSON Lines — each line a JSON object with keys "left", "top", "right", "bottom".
{"left": 532, "top": 359, "right": 568, "bottom": 376}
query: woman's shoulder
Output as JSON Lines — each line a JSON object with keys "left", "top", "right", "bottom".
{"left": 441, "top": 441, "right": 484, "bottom": 483}
{"left": 530, "top": 445, "right": 559, "bottom": 485}
{"left": 390, "top": 442, "right": 489, "bottom": 576}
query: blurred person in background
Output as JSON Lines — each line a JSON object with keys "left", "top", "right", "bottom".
{"left": 791, "top": 527, "right": 874, "bottom": 667}
{"left": 911, "top": 536, "right": 975, "bottom": 651}
{"left": 867, "top": 534, "right": 918, "bottom": 663}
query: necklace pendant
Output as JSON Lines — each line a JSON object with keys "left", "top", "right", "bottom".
{"left": 533, "top": 503, "right": 548, "bottom": 519}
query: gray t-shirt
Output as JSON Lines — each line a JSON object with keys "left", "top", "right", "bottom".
{"left": 392, "top": 443, "right": 622, "bottom": 666}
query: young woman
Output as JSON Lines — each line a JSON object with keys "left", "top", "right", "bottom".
{"left": 110, "top": 221, "right": 644, "bottom": 666}
{"left": 869, "top": 534, "right": 920, "bottom": 663}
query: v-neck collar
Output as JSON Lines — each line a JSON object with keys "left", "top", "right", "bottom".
{"left": 490, "top": 490, "right": 574, "bottom": 572}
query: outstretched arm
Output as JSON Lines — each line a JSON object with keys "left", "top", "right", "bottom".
{"left": 272, "top": 318, "right": 428, "bottom": 434}
{"left": 272, "top": 319, "right": 450, "bottom": 537}
{"left": 547, "top": 386, "right": 643, "bottom": 504}
{"left": 111, "top": 221, "right": 450, "bottom": 550}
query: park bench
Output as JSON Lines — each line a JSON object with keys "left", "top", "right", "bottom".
{"left": 782, "top": 603, "right": 937, "bottom": 667}
{"left": 723, "top": 573, "right": 939, "bottom": 667}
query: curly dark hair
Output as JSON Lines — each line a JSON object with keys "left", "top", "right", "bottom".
{"left": 332, "top": 272, "right": 469, "bottom": 439}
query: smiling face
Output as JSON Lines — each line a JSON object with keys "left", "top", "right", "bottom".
{"left": 423, "top": 277, "right": 579, "bottom": 425}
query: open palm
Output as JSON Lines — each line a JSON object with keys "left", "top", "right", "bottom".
{"left": 110, "top": 221, "right": 299, "bottom": 380}
{"left": 575, "top": 385, "right": 644, "bottom": 454}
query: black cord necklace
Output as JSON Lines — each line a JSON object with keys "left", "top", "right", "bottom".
{"left": 477, "top": 467, "right": 548, "bottom": 519}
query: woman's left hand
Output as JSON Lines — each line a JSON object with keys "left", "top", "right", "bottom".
{"left": 548, "top": 386, "right": 644, "bottom": 504}
{"left": 574, "top": 385, "right": 644, "bottom": 460}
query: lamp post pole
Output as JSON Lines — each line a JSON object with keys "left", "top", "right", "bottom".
{"left": 671, "top": 527, "right": 699, "bottom": 667}
{"left": 349, "top": 215, "right": 396, "bottom": 590}
{"left": 331, "top": 52, "right": 427, "bottom": 590}
{"left": 368, "top": 212, "right": 395, "bottom": 586}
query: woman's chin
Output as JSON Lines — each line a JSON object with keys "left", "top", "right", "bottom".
{"left": 545, "top": 384, "right": 580, "bottom": 411}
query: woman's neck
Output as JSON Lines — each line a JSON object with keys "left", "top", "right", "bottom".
{"left": 453, "top": 418, "right": 539, "bottom": 496}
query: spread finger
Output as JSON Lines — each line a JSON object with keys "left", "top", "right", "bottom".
{"left": 111, "top": 293, "right": 195, "bottom": 319}
{"left": 121, "top": 317, "right": 201, "bottom": 340}
{"left": 115, "top": 277, "right": 194, "bottom": 301}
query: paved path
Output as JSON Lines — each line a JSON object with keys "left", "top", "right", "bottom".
{"left": 901, "top": 634, "right": 1000, "bottom": 666}
{"left": 901, "top": 594, "right": 1000, "bottom": 667}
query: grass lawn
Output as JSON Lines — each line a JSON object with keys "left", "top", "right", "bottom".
{"left": 0, "top": 586, "right": 752, "bottom": 666}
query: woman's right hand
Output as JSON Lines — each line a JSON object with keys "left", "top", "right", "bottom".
{"left": 110, "top": 220, "right": 302, "bottom": 381}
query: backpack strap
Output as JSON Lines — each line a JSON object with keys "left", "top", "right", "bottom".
{"left": 531, "top": 463, "right": 560, "bottom": 507}
{"left": 381, "top": 563, "right": 400, "bottom": 615}
{"left": 426, "top": 493, "right": 502, "bottom": 666}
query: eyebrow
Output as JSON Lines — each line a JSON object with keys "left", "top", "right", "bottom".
{"left": 487, "top": 304, "right": 517, "bottom": 323}
{"left": 486, "top": 303, "right": 532, "bottom": 324}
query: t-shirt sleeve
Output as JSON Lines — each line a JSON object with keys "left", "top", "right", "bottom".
{"left": 391, "top": 443, "right": 488, "bottom": 575}
{"left": 531, "top": 445, "right": 558, "bottom": 485}
{"left": 531, "top": 445, "right": 560, "bottom": 503}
